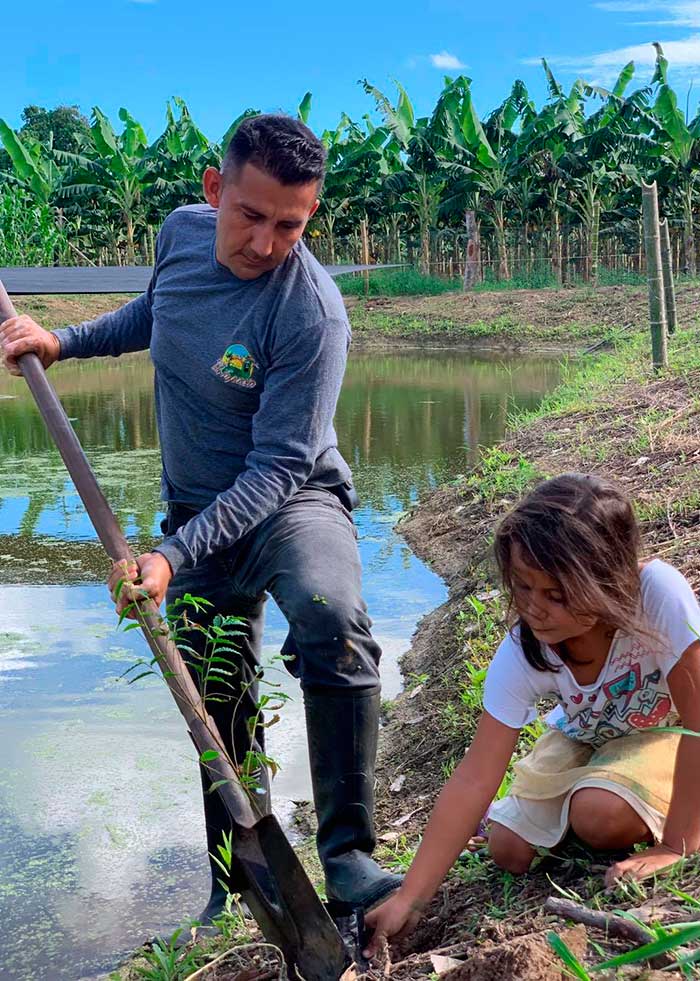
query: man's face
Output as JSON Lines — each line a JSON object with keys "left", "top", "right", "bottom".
{"left": 202, "top": 163, "right": 320, "bottom": 280}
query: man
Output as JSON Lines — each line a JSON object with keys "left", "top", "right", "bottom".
{"left": 0, "top": 114, "right": 400, "bottom": 928}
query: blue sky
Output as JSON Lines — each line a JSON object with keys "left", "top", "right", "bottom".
{"left": 2, "top": 0, "right": 700, "bottom": 141}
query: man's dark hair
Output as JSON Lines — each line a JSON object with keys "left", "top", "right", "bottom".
{"left": 222, "top": 114, "right": 326, "bottom": 186}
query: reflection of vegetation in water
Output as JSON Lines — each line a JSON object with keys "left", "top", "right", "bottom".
{"left": 339, "top": 352, "right": 562, "bottom": 511}
{"left": 0, "top": 448, "right": 161, "bottom": 542}
{"left": 1, "top": 357, "right": 161, "bottom": 550}
{"left": 0, "top": 355, "right": 158, "bottom": 456}
{"left": 0, "top": 348, "right": 561, "bottom": 554}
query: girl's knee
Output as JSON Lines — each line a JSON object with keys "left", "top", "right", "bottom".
{"left": 569, "top": 788, "right": 650, "bottom": 850}
{"left": 488, "top": 822, "right": 536, "bottom": 874}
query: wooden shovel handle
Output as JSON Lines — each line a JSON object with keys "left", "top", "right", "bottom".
{"left": 0, "top": 279, "right": 259, "bottom": 827}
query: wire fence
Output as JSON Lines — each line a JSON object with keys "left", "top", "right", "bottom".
{"left": 307, "top": 220, "right": 700, "bottom": 286}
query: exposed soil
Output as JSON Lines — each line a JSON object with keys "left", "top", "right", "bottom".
{"left": 16, "top": 292, "right": 132, "bottom": 328}
{"left": 188, "top": 944, "right": 286, "bottom": 980}
{"left": 438, "top": 925, "right": 587, "bottom": 980}
{"left": 368, "top": 336, "right": 700, "bottom": 978}
{"left": 348, "top": 282, "right": 700, "bottom": 350}
{"left": 351, "top": 283, "right": 649, "bottom": 330}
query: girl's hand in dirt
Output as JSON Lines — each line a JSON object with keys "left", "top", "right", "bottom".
{"left": 108, "top": 553, "right": 173, "bottom": 617}
{"left": 605, "top": 843, "right": 685, "bottom": 888}
{"left": 363, "top": 890, "right": 424, "bottom": 959}
{"left": 0, "top": 315, "right": 61, "bottom": 376}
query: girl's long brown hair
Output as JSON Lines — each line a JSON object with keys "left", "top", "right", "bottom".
{"left": 494, "top": 473, "right": 642, "bottom": 671}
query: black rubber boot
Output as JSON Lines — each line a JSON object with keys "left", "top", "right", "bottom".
{"left": 304, "top": 687, "right": 403, "bottom": 910}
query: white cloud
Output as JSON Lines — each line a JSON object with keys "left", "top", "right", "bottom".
{"left": 430, "top": 51, "right": 467, "bottom": 69}
{"left": 524, "top": 36, "right": 700, "bottom": 84}
{"left": 595, "top": 1, "right": 700, "bottom": 27}
{"left": 524, "top": 2, "right": 700, "bottom": 84}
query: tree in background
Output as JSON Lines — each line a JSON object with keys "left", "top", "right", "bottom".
{"left": 20, "top": 105, "right": 90, "bottom": 152}
{"left": 1, "top": 46, "right": 699, "bottom": 282}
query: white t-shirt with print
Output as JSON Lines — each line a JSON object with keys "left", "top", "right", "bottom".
{"left": 483, "top": 560, "right": 700, "bottom": 747}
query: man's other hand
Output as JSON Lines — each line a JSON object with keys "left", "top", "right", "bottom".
{"left": 0, "top": 315, "right": 61, "bottom": 376}
{"left": 108, "top": 553, "right": 173, "bottom": 617}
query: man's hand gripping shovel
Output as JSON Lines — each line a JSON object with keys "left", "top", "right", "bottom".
{"left": 0, "top": 280, "right": 364, "bottom": 980}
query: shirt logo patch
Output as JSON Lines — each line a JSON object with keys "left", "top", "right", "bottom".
{"left": 212, "top": 343, "right": 258, "bottom": 389}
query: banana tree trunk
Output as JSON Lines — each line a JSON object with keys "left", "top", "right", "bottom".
{"left": 463, "top": 210, "right": 481, "bottom": 290}
{"left": 494, "top": 205, "right": 509, "bottom": 281}
{"left": 590, "top": 202, "right": 601, "bottom": 287}
{"left": 125, "top": 213, "right": 136, "bottom": 265}
{"left": 683, "top": 186, "right": 696, "bottom": 277}
{"left": 359, "top": 217, "right": 370, "bottom": 295}
{"left": 323, "top": 215, "right": 337, "bottom": 266}
{"left": 551, "top": 210, "right": 562, "bottom": 285}
{"left": 419, "top": 221, "right": 430, "bottom": 276}
{"left": 521, "top": 223, "right": 529, "bottom": 277}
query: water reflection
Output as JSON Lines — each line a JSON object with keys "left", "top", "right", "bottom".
{"left": 0, "top": 351, "right": 559, "bottom": 550}
{"left": 0, "top": 347, "right": 561, "bottom": 979}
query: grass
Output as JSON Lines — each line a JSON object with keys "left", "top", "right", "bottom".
{"left": 347, "top": 303, "right": 621, "bottom": 346}
{"left": 338, "top": 265, "right": 654, "bottom": 297}
{"left": 511, "top": 323, "right": 700, "bottom": 434}
{"left": 549, "top": 919, "right": 700, "bottom": 978}
{"left": 461, "top": 446, "right": 541, "bottom": 505}
{"left": 338, "top": 268, "right": 462, "bottom": 296}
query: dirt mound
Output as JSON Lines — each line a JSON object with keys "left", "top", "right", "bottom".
{"left": 349, "top": 282, "right": 700, "bottom": 350}
{"left": 441, "top": 925, "right": 586, "bottom": 981}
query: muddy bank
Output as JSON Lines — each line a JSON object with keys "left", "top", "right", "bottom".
{"left": 370, "top": 324, "right": 700, "bottom": 979}
{"left": 17, "top": 281, "right": 697, "bottom": 353}
{"left": 347, "top": 281, "right": 700, "bottom": 351}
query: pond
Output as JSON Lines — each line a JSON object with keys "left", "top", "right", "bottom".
{"left": 0, "top": 346, "right": 562, "bottom": 980}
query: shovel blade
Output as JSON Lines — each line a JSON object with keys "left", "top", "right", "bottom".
{"left": 229, "top": 815, "right": 350, "bottom": 981}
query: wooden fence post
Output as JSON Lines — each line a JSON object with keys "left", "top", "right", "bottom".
{"left": 641, "top": 181, "right": 669, "bottom": 369}
{"left": 551, "top": 211, "right": 562, "bottom": 285}
{"left": 463, "top": 210, "right": 481, "bottom": 290}
{"left": 659, "top": 217, "right": 677, "bottom": 335}
{"left": 590, "top": 201, "right": 601, "bottom": 287}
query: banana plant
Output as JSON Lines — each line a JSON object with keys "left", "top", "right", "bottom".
{"left": 142, "top": 97, "right": 219, "bottom": 229}
{"left": 312, "top": 114, "right": 355, "bottom": 264}
{"left": 0, "top": 121, "right": 61, "bottom": 204}
{"left": 650, "top": 43, "right": 700, "bottom": 275}
{"left": 55, "top": 107, "right": 151, "bottom": 263}
{"left": 362, "top": 79, "right": 451, "bottom": 274}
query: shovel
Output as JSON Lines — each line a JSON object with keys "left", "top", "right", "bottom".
{"left": 0, "top": 281, "right": 352, "bottom": 980}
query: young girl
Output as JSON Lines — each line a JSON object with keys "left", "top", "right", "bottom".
{"left": 365, "top": 473, "right": 700, "bottom": 955}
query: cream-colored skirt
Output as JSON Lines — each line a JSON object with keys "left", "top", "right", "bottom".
{"left": 488, "top": 728, "right": 680, "bottom": 848}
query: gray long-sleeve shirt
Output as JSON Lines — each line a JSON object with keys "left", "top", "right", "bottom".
{"left": 54, "top": 204, "right": 352, "bottom": 574}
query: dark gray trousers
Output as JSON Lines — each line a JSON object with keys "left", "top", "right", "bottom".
{"left": 163, "top": 486, "right": 382, "bottom": 765}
